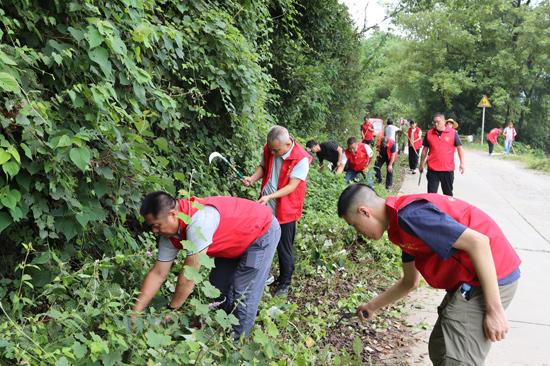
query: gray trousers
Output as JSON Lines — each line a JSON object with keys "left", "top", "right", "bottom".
{"left": 209, "top": 217, "right": 280, "bottom": 337}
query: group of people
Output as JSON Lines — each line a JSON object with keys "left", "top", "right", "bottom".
{"left": 487, "top": 121, "right": 517, "bottom": 156}
{"left": 131, "top": 119, "right": 520, "bottom": 365}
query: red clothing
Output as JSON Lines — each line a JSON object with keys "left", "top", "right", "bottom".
{"left": 169, "top": 197, "right": 272, "bottom": 258}
{"left": 407, "top": 127, "right": 422, "bottom": 150}
{"left": 261, "top": 142, "right": 312, "bottom": 224}
{"left": 487, "top": 128, "right": 501, "bottom": 144}
{"left": 425, "top": 127, "right": 457, "bottom": 172}
{"left": 345, "top": 143, "right": 370, "bottom": 172}
{"left": 386, "top": 194, "right": 521, "bottom": 291}
{"left": 504, "top": 127, "right": 517, "bottom": 141}
{"left": 361, "top": 122, "right": 374, "bottom": 141}
{"left": 377, "top": 138, "right": 397, "bottom": 160}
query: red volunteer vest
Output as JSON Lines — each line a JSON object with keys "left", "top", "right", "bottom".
{"left": 168, "top": 196, "right": 272, "bottom": 258}
{"left": 345, "top": 143, "right": 370, "bottom": 172}
{"left": 386, "top": 194, "right": 521, "bottom": 291}
{"left": 361, "top": 122, "right": 374, "bottom": 141}
{"left": 407, "top": 127, "right": 422, "bottom": 150}
{"left": 426, "top": 127, "right": 456, "bottom": 171}
{"left": 487, "top": 128, "right": 501, "bottom": 144}
{"left": 377, "top": 138, "right": 397, "bottom": 160}
{"left": 261, "top": 141, "right": 312, "bottom": 224}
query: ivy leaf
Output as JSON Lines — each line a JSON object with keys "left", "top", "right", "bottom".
{"left": 0, "top": 72, "right": 19, "bottom": 93}
{"left": 56, "top": 135, "right": 73, "bottom": 148}
{"left": 69, "top": 146, "right": 91, "bottom": 171}
{"left": 0, "top": 50, "right": 17, "bottom": 66}
{"left": 88, "top": 47, "right": 112, "bottom": 78}
{"left": 0, "top": 188, "right": 21, "bottom": 210}
{"left": 20, "top": 143, "right": 32, "bottom": 160}
{"left": 108, "top": 35, "right": 127, "bottom": 55}
{"left": 183, "top": 266, "right": 203, "bottom": 284}
{"left": 214, "top": 310, "right": 239, "bottom": 329}
{"left": 198, "top": 253, "right": 215, "bottom": 269}
{"left": 145, "top": 331, "right": 171, "bottom": 348}
{"left": 55, "top": 357, "right": 69, "bottom": 366}
{"left": 0, "top": 212, "right": 12, "bottom": 233}
{"left": 0, "top": 149, "right": 11, "bottom": 165}
{"left": 201, "top": 281, "right": 221, "bottom": 298}
{"left": 71, "top": 341, "right": 87, "bottom": 359}
{"left": 85, "top": 26, "right": 103, "bottom": 48}
{"left": 153, "top": 137, "right": 169, "bottom": 152}
{"left": 2, "top": 161, "right": 20, "bottom": 178}
{"left": 176, "top": 212, "right": 190, "bottom": 224}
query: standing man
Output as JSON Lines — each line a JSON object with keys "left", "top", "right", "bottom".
{"left": 374, "top": 137, "right": 398, "bottom": 189}
{"left": 419, "top": 113, "right": 465, "bottom": 196}
{"left": 344, "top": 137, "right": 374, "bottom": 184}
{"left": 242, "top": 126, "right": 311, "bottom": 296}
{"left": 306, "top": 139, "right": 346, "bottom": 173}
{"left": 361, "top": 116, "right": 375, "bottom": 146}
{"left": 486, "top": 127, "right": 502, "bottom": 156}
{"left": 337, "top": 184, "right": 521, "bottom": 366}
{"left": 133, "top": 192, "right": 281, "bottom": 338}
{"left": 384, "top": 119, "right": 400, "bottom": 142}
{"left": 407, "top": 120, "right": 422, "bottom": 174}
{"left": 503, "top": 122, "right": 517, "bottom": 155}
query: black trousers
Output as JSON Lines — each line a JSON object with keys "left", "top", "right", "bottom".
{"left": 277, "top": 221, "right": 296, "bottom": 287}
{"left": 408, "top": 146, "right": 419, "bottom": 170}
{"left": 209, "top": 257, "right": 239, "bottom": 313}
{"left": 487, "top": 141, "right": 495, "bottom": 154}
{"left": 427, "top": 169, "right": 454, "bottom": 196}
{"left": 374, "top": 154, "right": 393, "bottom": 188}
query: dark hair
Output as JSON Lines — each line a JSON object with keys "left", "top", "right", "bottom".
{"left": 306, "top": 140, "right": 317, "bottom": 149}
{"left": 410, "top": 119, "right": 416, "bottom": 125}
{"left": 432, "top": 112, "right": 445, "bottom": 120}
{"left": 387, "top": 119, "right": 393, "bottom": 125}
{"left": 140, "top": 191, "right": 177, "bottom": 217}
{"left": 337, "top": 183, "right": 373, "bottom": 217}
{"left": 347, "top": 136, "right": 357, "bottom": 146}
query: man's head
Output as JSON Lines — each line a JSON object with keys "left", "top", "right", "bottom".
{"left": 432, "top": 113, "right": 446, "bottom": 132}
{"left": 337, "top": 184, "right": 388, "bottom": 240}
{"left": 306, "top": 140, "right": 321, "bottom": 153}
{"left": 363, "top": 115, "right": 369, "bottom": 122}
{"left": 507, "top": 121, "right": 514, "bottom": 127}
{"left": 347, "top": 136, "right": 358, "bottom": 153}
{"left": 267, "top": 125, "right": 292, "bottom": 157}
{"left": 387, "top": 119, "right": 394, "bottom": 126}
{"left": 140, "top": 191, "right": 179, "bottom": 238}
{"left": 410, "top": 120, "right": 417, "bottom": 127}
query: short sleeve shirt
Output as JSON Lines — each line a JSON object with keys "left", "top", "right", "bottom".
{"left": 157, "top": 205, "right": 221, "bottom": 262}
{"left": 261, "top": 143, "right": 310, "bottom": 213}
{"left": 317, "top": 141, "right": 340, "bottom": 167}
{"left": 423, "top": 129, "right": 462, "bottom": 147}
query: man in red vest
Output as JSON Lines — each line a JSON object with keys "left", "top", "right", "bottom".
{"left": 337, "top": 184, "right": 520, "bottom": 365}
{"left": 242, "top": 126, "right": 312, "bottom": 296}
{"left": 406, "top": 120, "right": 422, "bottom": 173}
{"left": 344, "top": 137, "right": 374, "bottom": 183}
{"left": 419, "top": 112, "right": 465, "bottom": 196}
{"left": 374, "top": 136, "right": 398, "bottom": 189}
{"left": 361, "top": 116, "right": 375, "bottom": 146}
{"left": 133, "top": 191, "right": 281, "bottom": 338}
{"left": 486, "top": 127, "right": 503, "bottom": 156}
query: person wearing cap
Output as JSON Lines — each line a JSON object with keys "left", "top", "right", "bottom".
{"left": 407, "top": 120, "right": 422, "bottom": 173}
{"left": 242, "top": 126, "right": 312, "bottom": 297}
{"left": 337, "top": 184, "right": 521, "bottom": 365}
{"left": 487, "top": 127, "right": 503, "bottom": 156}
{"left": 344, "top": 136, "right": 374, "bottom": 184}
{"left": 419, "top": 113, "right": 465, "bottom": 197}
{"left": 446, "top": 118, "right": 459, "bottom": 130}
{"left": 374, "top": 136, "right": 398, "bottom": 189}
{"left": 133, "top": 191, "right": 281, "bottom": 338}
{"left": 306, "top": 140, "right": 346, "bottom": 173}
{"left": 361, "top": 116, "right": 376, "bottom": 146}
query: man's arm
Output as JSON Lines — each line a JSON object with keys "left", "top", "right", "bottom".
{"left": 456, "top": 145, "right": 465, "bottom": 174}
{"left": 419, "top": 146, "right": 429, "bottom": 173}
{"left": 258, "top": 178, "right": 301, "bottom": 205}
{"left": 453, "top": 229, "right": 508, "bottom": 342}
{"left": 356, "top": 261, "right": 420, "bottom": 320}
{"left": 242, "top": 165, "right": 264, "bottom": 186}
{"left": 169, "top": 251, "right": 203, "bottom": 309}
{"left": 133, "top": 260, "right": 174, "bottom": 313}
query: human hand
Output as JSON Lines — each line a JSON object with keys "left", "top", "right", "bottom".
{"left": 459, "top": 164, "right": 465, "bottom": 174}
{"left": 257, "top": 195, "right": 271, "bottom": 205}
{"left": 356, "top": 303, "right": 375, "bottom": 321}
{"left": 418, "top": 165, "right": 424, "bottom": 174}
{"left": 388, "top": 164, "right": 393, "bottom": 173}
{"left": 241, "top": 176, "right": 253, "bottom": 186}
{"left": 484, "top": 307, "right": 509, "bottom": 342}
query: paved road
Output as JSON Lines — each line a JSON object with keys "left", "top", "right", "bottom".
{"left": 399, "top": 148, "right": 550, "bottom": 366}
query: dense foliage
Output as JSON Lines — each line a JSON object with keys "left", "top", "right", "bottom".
{"left": 361, "top": 0, "right": 550, "bottom": 152}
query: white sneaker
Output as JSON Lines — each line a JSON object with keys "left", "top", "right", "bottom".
{"left": 265, "top": 275, "right": 275, "bottom": 286}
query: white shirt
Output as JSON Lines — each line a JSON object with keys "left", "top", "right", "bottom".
{"left": 385, "top": 125, "right": 400, "bottom": 141}
{"left": 503, "top": 127, "right": 516, "bottom": 142}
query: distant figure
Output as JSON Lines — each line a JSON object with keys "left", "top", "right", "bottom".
{"left": 384, "top": 118, "right": 400, "bottom": 142}
{"left": 486, "top": 127, "right": 502, "bottom": 156}
{"left": 306, "top": 140, "right": 346, "bottom": 173}
{"left": 407, "top": 120, "right": 422, "bottom": 173}
{"left": 344, "top": 137, "right": 374, "bottom": 184}
{"left": 374, "top": 137, "right": 398, "bottom": 189}
{"left": 419, "top": 113, "right": 465, "bottom": 197}
{"left": 361, "top": 116, "right": 375, "bottom": 146}
{"left": 503, "top": 122, "right": 517, "bottom": 155}
{"left": 445, "top": 118, "right": 459, "bottom": 130}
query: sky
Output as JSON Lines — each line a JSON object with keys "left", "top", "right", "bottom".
{"left": 338, "top": 0, "right": 394, "bottom": 32}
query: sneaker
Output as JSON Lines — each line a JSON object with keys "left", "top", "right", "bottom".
{"left": 265, "top": 275, "right": 275, "bottom": 286}
{"left": 274, "top": 285, "right": 289, "bottom": 297}
{"left": 411, "top": 169, "right": 416, "bottom": 174}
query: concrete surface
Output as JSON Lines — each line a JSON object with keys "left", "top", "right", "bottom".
{"left": 398, "top": 148, "right": 550, "bottom": 366}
